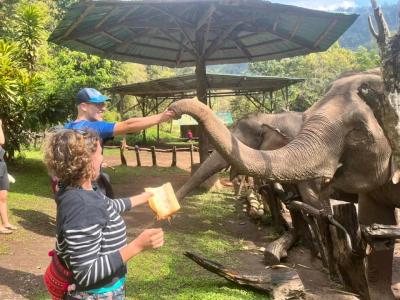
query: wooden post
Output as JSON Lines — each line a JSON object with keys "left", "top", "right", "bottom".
{"left": 190, "top": 143, "right": 194, "bottom": 166}
{"left": 134, "top": 145, "right": 141, "bottom": 167}
{"left": 120, "top": 137, "right": 127, "bottom": 166}
{"left": 156, "top": 103, "right": 160, "bottom": 143}
{"left": 195, "top": 57, "right": 210, "bottom": 163}
{"left": 151, "top": 146, "right": 157, "bottom": 166}
{"left": 332, "top": 203, "right": 369, "bottom": 300}
{"left": 259, "top": 185, "right": 288, "bottom": 232}
{"left": 171, "top": 146, "right": 177, "bottom": 167}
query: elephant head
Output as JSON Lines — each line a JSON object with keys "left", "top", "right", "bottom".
{"left": 170, "top": 70, "right": 390, "bottom": 190}
{"left": 176, "top": 112, "right": 303, "bottom": 199}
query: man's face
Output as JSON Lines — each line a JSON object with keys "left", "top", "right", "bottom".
{"left": 80, "top": 102, "right": 106, "bottom": 121}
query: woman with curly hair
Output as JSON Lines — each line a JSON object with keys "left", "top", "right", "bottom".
{"left": 44, "top": 129, "right": 164, "bottom": 300}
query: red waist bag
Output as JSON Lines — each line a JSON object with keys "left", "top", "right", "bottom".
{"left": 43, "top": 250, "right": 73, "bottom": 300}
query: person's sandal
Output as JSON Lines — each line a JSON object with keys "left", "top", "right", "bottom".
{"left": 0, "top": 227, "right": 12, "bottom": 234}
{"left": 5, "top": 224, "right": 18, "bottom": 231}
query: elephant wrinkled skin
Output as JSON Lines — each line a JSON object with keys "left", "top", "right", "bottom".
{"left": 176, "top": 111, "right": 303, "bottom": 200}
{"left": 170, "top": 69, "right": 399, "bottom": 299}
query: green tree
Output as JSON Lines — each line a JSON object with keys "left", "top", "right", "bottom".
{"left": 15, "top": 2, "right": 49, "bottom": 74}
{"left": 248, "top": 43, "right": 380, "bottom": 113}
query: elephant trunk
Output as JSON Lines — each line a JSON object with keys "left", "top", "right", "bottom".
{"left": 170, "top": 99, "right": 341, "bottom": 182}
{"left": 176, "top": 151, "right": 228, "bottom": 200}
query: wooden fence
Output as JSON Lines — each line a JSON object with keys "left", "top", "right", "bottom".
{"left": 104, "top": 142, "right": 203, "bottom": 167}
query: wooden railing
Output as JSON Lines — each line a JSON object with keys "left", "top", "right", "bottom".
{"left": 104, "top": 142, "right": 203, "bottom": 167}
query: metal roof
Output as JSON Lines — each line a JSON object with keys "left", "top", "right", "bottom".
{"left": 106, "top": 73, "right": 304, "bottom": 98}
{"left": 49, "top": 0, "right": 358, "bottom": 67}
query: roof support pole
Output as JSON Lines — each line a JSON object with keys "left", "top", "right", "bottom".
{"left": 195, "top": 56, "right": 210, "bottom": 163}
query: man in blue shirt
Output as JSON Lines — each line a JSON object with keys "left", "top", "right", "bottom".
{"left": 65, "top": 88, "right": 175, "bottom": 141}
{"left": 62, "top": 88, "right": 175, "bottom": 197}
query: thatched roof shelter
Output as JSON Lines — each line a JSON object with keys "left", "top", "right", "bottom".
{"left": 49, "top": 0, "right": 357, "bottom": 161}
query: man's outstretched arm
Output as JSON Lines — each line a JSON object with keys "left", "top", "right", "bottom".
{"left": 113, "top": 110, "right": 175, "bottom": 136}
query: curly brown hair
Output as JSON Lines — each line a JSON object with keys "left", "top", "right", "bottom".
{"left": 44, "top": 129, "right": 100, "bottom": 187}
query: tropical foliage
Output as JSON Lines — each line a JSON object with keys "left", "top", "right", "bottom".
{"left": 0, "top": 0, "right": 176, "bottom": 158}
{"left": 232, "top": 43, "right": 381, "bottom": 118}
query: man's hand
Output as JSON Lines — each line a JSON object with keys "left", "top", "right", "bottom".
{"left": 159, "top": 109, "right": 176, "bottom": 122}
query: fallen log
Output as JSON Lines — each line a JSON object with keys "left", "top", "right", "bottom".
{"left": 184, "top": 251, "right": 305, "bottom": 299}
{"left": 264, "top": 229, "right": 297, "bottom": 265}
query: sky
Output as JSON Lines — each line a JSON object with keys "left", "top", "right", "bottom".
{"left": 272, "top": 0, "right": 397, "bottom": 11}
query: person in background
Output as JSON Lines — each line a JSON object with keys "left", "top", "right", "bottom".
{"left": 65, "top": 87, "right": 175, "bottom": 143}
{"left": 186, "top": 129, "right": 193, "bottom": 141}
{"left": 44, "top": 129, "right": 164, "bottom": 299}
{"left": 0, "top": 119, "right": 17, "bottom": 234}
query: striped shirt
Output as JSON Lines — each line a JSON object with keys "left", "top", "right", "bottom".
{"left": 55, "top": 188, "right": 131, "bottom": 291}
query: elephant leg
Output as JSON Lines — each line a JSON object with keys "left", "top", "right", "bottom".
{"left": 359, "top": 193, "right": 396, "bottom": 300}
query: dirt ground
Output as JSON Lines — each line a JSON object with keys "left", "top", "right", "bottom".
{"left": 0, "top": 151, "right": 399, "bottom": 299}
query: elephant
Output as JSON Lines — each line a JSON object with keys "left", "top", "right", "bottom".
{"left": 176, "top": 111, "right": 304, "bottom": 200}
{"left": 170, "top": 69, "right": 399, "bottom": 299}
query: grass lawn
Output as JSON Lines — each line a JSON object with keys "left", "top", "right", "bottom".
{"left": 2, "top": 150, "right": 268, "bottom": 300}
{"left": 0, "top": 150, "right": 56, "bottom": 255}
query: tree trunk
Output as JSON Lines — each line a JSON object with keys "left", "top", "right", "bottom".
{"left": 365, "top": 0, "right": 400, "bottom": 183}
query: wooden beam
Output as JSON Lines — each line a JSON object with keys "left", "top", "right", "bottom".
{"left": 272, "top": 14, "right": 280, "bottom": 32}
{"left": 102, "top": 31, "right": 123, "bottom": 44}
{"left": 56, "top": 4, "right": 95, "bottom": 41}
{"left": 115, "top": 40, "right": 180, "bottom": 53}
{"left": 241, "top": 23, "right": 319, "bottom": 51}
{"left": 233, "top": 39, "right": 252, "bottom": 60}
{"left": 313, "top": 18, "right": 338, "bottom": 48}
{"left": 116, "top": 6, "right": 140, "bottom": 25}
{"left": 176, "top": 47, "right": 184, "bottom": 66}
{"left": 290, "top": 16, "right": 303, "bottom": 39}
{"left": 156, "top": 27, "right": 197, "bottom": 57}
{"left": 205, "top": 22, "right": 242, "bottom": 58}
{"left": 146, "top": 4, "right": 198, "bottom": 55}
{"left": 196, "top": 4, "right": 215, "bottom": 30}
{"left": 105, "top": 27, "right": 154, "bottom": 54}
{"left": 95, "top": 6, "right": 119, "bottom": 29}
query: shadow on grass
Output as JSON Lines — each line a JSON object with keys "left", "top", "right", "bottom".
{"left": 10, "top": 209, "right": 56, "bottom": 237}
{"left": 0, "top": 266, "right": 45, "bottom": 299}
{"left": 8, "top": 158, "right": 54, "bottom": 199}
{"left": 124, "top": 250, "right": 268, "bottom": 300}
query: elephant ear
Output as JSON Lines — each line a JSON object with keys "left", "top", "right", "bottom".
{"left": 260, "top": 123, "right": 292, "bottom": 150}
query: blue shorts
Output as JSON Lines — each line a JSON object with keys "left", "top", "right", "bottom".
{"left": 0, "top": 160, "right": 9, "bottom": 191}
{"left": 66, "top": 285, "right": 125, "bottom": 300}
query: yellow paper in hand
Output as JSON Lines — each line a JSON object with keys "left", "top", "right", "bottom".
{"left": 145, "top": 182, "right": 180, "bottom": 220}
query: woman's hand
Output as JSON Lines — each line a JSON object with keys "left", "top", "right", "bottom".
{"left": 120, "top": 228, "right": 164, "bottom": 262}
{"left": 130, "top": 192, "right": 153, "bottom": 207}
{"left": 134, "top": 228, "right": 164, "bottom": 250}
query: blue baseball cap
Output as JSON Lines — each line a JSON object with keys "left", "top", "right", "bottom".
{"left": 76, "top": 88, "right": 109, "bottom": 104}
